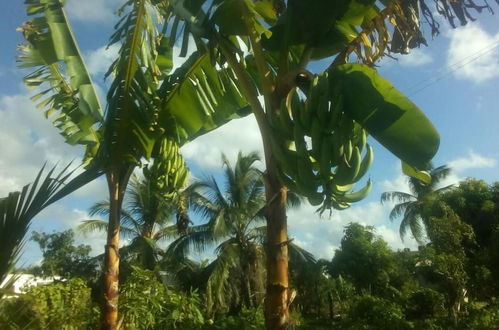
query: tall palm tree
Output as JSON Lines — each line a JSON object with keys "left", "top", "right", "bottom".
{"left": 166, "top": 151, "right": 308, "bottom": 313}
{"left": 79, "top": 169, "right": 183, "bottom": 270}
{"left": 381, "top": 165, "right": 453, "bottom": 244}
{"left": 167, "top": 151, "right": 267, "bottom": 313}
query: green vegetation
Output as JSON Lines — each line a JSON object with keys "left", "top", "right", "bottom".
{"left": 1, "top": 0, "right": 496, "bottom": 329}
{"left": 2, "top": 165, "right": 499, "bottom": 329}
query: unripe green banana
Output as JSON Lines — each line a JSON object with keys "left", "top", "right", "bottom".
{"left": 330, "top": 196, "right": 351, "bottom": 210}
{"left": 344, "top": 139, "right": 353, "bottom": 163}
{"left": 356, "top": 125, "right": 367, "bottom": 152}
{"left": 316, "top": 78, "right": 330, "bottom": 124}
{"left": 270, "top": 137, "right": 300, "bottom": 177}
{"left": 330, "top": 133, "right": 344, "bottom": 167}
{"left": 326, "top": 80, "right": 343, "bottom": 131}
{"left": 353, "top": 144, "right": 374, "bottom": 183}
{"left": 310, "top": 118, "right": 323, "bottom": 159}
{"left": 331, "top": 182, "right": 355, "bottom": 193}
{"left": 268, "top": 107, "right": 293, "bottom": 140}
{"left": 334, "top": 146, "right": 361, "bottom": 186}
{"left": 279, "top": 96, "right": 295, "bottom": 138}
{"left": 305, "top": 75, "right": 321, "bottom": 118}
{"left": 286, "top": 87, "right": 303, "bottom": 129}
{"left": 337, "top": 180, "right": 373, "bottom": 203}
{"left": 319, "top": 135, "right": 333, "bottom": 180}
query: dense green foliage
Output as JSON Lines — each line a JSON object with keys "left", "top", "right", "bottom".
{"left": 119, "top": 267, "right": 205, "bottom": 329}
{"left": 3, "top": 176, "right": 499, "bottom": 329}
{"left": 0, "top": 278, "right": 98, "bottom": 329}
{"left": 29, "top": 230, "right": 96, "bottom": 279}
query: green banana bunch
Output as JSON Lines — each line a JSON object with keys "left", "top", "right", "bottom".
{"left": 145, "top": 137, "right": 190, "bottom": 200}
{"left": 268, "top": 71, "right": 375, "bottom": 213}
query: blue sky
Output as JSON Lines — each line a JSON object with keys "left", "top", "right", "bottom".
{"left": 1, "top": 1, "right": 498, "bottom": 266}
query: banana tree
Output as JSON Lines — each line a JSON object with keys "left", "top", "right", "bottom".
{"left": 18, "top": 0, "right": 250, "bottom": 328}
{"left": 159, "top": 0, "right": 496, "bottom": 328}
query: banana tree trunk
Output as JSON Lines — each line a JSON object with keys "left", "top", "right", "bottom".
{"left": 263, "top": 160, "right": 291, "bottom": 330}
{"left": 102, "top": 167, "right": 133, "bottom": 330}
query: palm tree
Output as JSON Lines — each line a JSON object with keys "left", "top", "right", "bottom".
{"left": 381, "top": 165, "right": 453, "bottom": 244}
{"left": 79, "top": 173, "right": 178, "bottom": 270}
{"left": 166, "top": 151, "right": 309, "bottom": 314}
{"left": 166, "top": 151, "right": 266, "bottom": 313}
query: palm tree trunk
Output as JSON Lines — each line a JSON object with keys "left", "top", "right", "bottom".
{"left": 264, "top": 161, "right": 291, "bottom": 330}
{"left": 328, "top": 291, "right": 334, "bottom": 320}
{"left": 101, "top": 167, "right": 133, "bottom": 330}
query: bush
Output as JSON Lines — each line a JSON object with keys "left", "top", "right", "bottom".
{"left": 204, "top": 307, "right": 265, "bottom": 329}
{"left": 460, "top": 301, "right": 499, "bottom": 329}
{"left": 340, "top": 295, "right": 413, "bottom": 330}
{"left": 0, "top": 278, "right": 98, "bottom": 329}
{"left": 406, "top": 288, "right": 446, "bottom": 320}
{"left": 119, "top": 266, "right": 205, "bottom": 329}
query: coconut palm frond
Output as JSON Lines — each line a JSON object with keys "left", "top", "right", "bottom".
{"left": 382, "top": 164, "right": 451, "bottom": 243}
{"left": 428, "top": 165, "right": 452, "bottom": 189}
{"left": 286, "top": 191, "right": 303, "bottom": 209}
{"left": 206, "top": 242, "right": 240, "bottom": 311}
{"left": 77, "top": 220, "right": 136, "bottom": 238}
{"left": 402, "top": 204, "right": 424, "bottom": 243}
{"left": 289, "top": 243, "right": 317, "bottom": 265}
{"left": 88, "top": 200, "right": 140, "bottom": 230}
{"left": 166, "top": 224, "right": 215, "bottom": 258}
{"left": 381, "top": 191, "right": 416, "bottom": 204}
{"left": 388, "top": 201, "right": 412, "bottom": 222}
{"left": 0, "top": 163, "right": 86, "bottom": 287}
{"left": 88, "top": 201, "right": 112, "bottom": 218}
{"left": 153, "top": 224, "right": 179, "bottom": 242}
{"left": 434, "top": 184, "right": 456, "bottom": 194}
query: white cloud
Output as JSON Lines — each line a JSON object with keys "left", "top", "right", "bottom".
{"left": 0, "top": 93, "right": 84, "bottom": 196}
{"left": 181, "top": 115, "right": 264, "bottom": 169}
{"left": 379, "top": 173, "right": 411, "bottom": 195}
{"left": 446, "top": 23, "right": 499, "bottom": 83}
{"left": 375, "top": 225, "right": 418, "bottom": 250}
{"left": 448, "top": 150, "right": 496, "bottom": 173}
{"left": 85, "top": 44, "right": 120, "bottom": 77}
{"left": 65, "top": 0, "right": 121, "bottom": 24}
{"left": 287, "top": 199, "right": 418, "bottom": 260}
{"left": 396, "top": 48, "right": 434, "bottom": 67}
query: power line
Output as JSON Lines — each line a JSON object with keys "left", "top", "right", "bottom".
{"left": 400, "top": 40, "right": 499, "bottom": 96}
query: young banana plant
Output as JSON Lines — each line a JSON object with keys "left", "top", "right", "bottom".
{"left": 17, "top": 0, "right": 250, "bottom": 327}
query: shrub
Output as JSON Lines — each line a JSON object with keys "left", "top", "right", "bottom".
{"left": 204, "top": 306, "right": 265, "bottom": 329}
{"left": 119, "top": 266, "right": 205, "bottom": 329}
{"left": 406, "top": 288, "right": 446, "bottom": 320}
{"left": 340, "top": 295, "right": 413, "bottom": 330}
{"left": 460, "top": 301, "right": 499, "bottom": 329}
{"left": 0, "top": 278, "right": 98, "bottom": 329}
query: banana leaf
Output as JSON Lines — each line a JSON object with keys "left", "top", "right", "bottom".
{"left": 158, "top": 50, "right": 250, "bottom": 145}
{"left": 19, "top": 0, "right": 103, "bottom": 151}
{"left": 329, "top": 63, "right": 439, "bottom": 168}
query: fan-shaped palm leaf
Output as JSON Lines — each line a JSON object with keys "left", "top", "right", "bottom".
{"left": 0, "top": 163, "right": 95, "bottom": 290}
